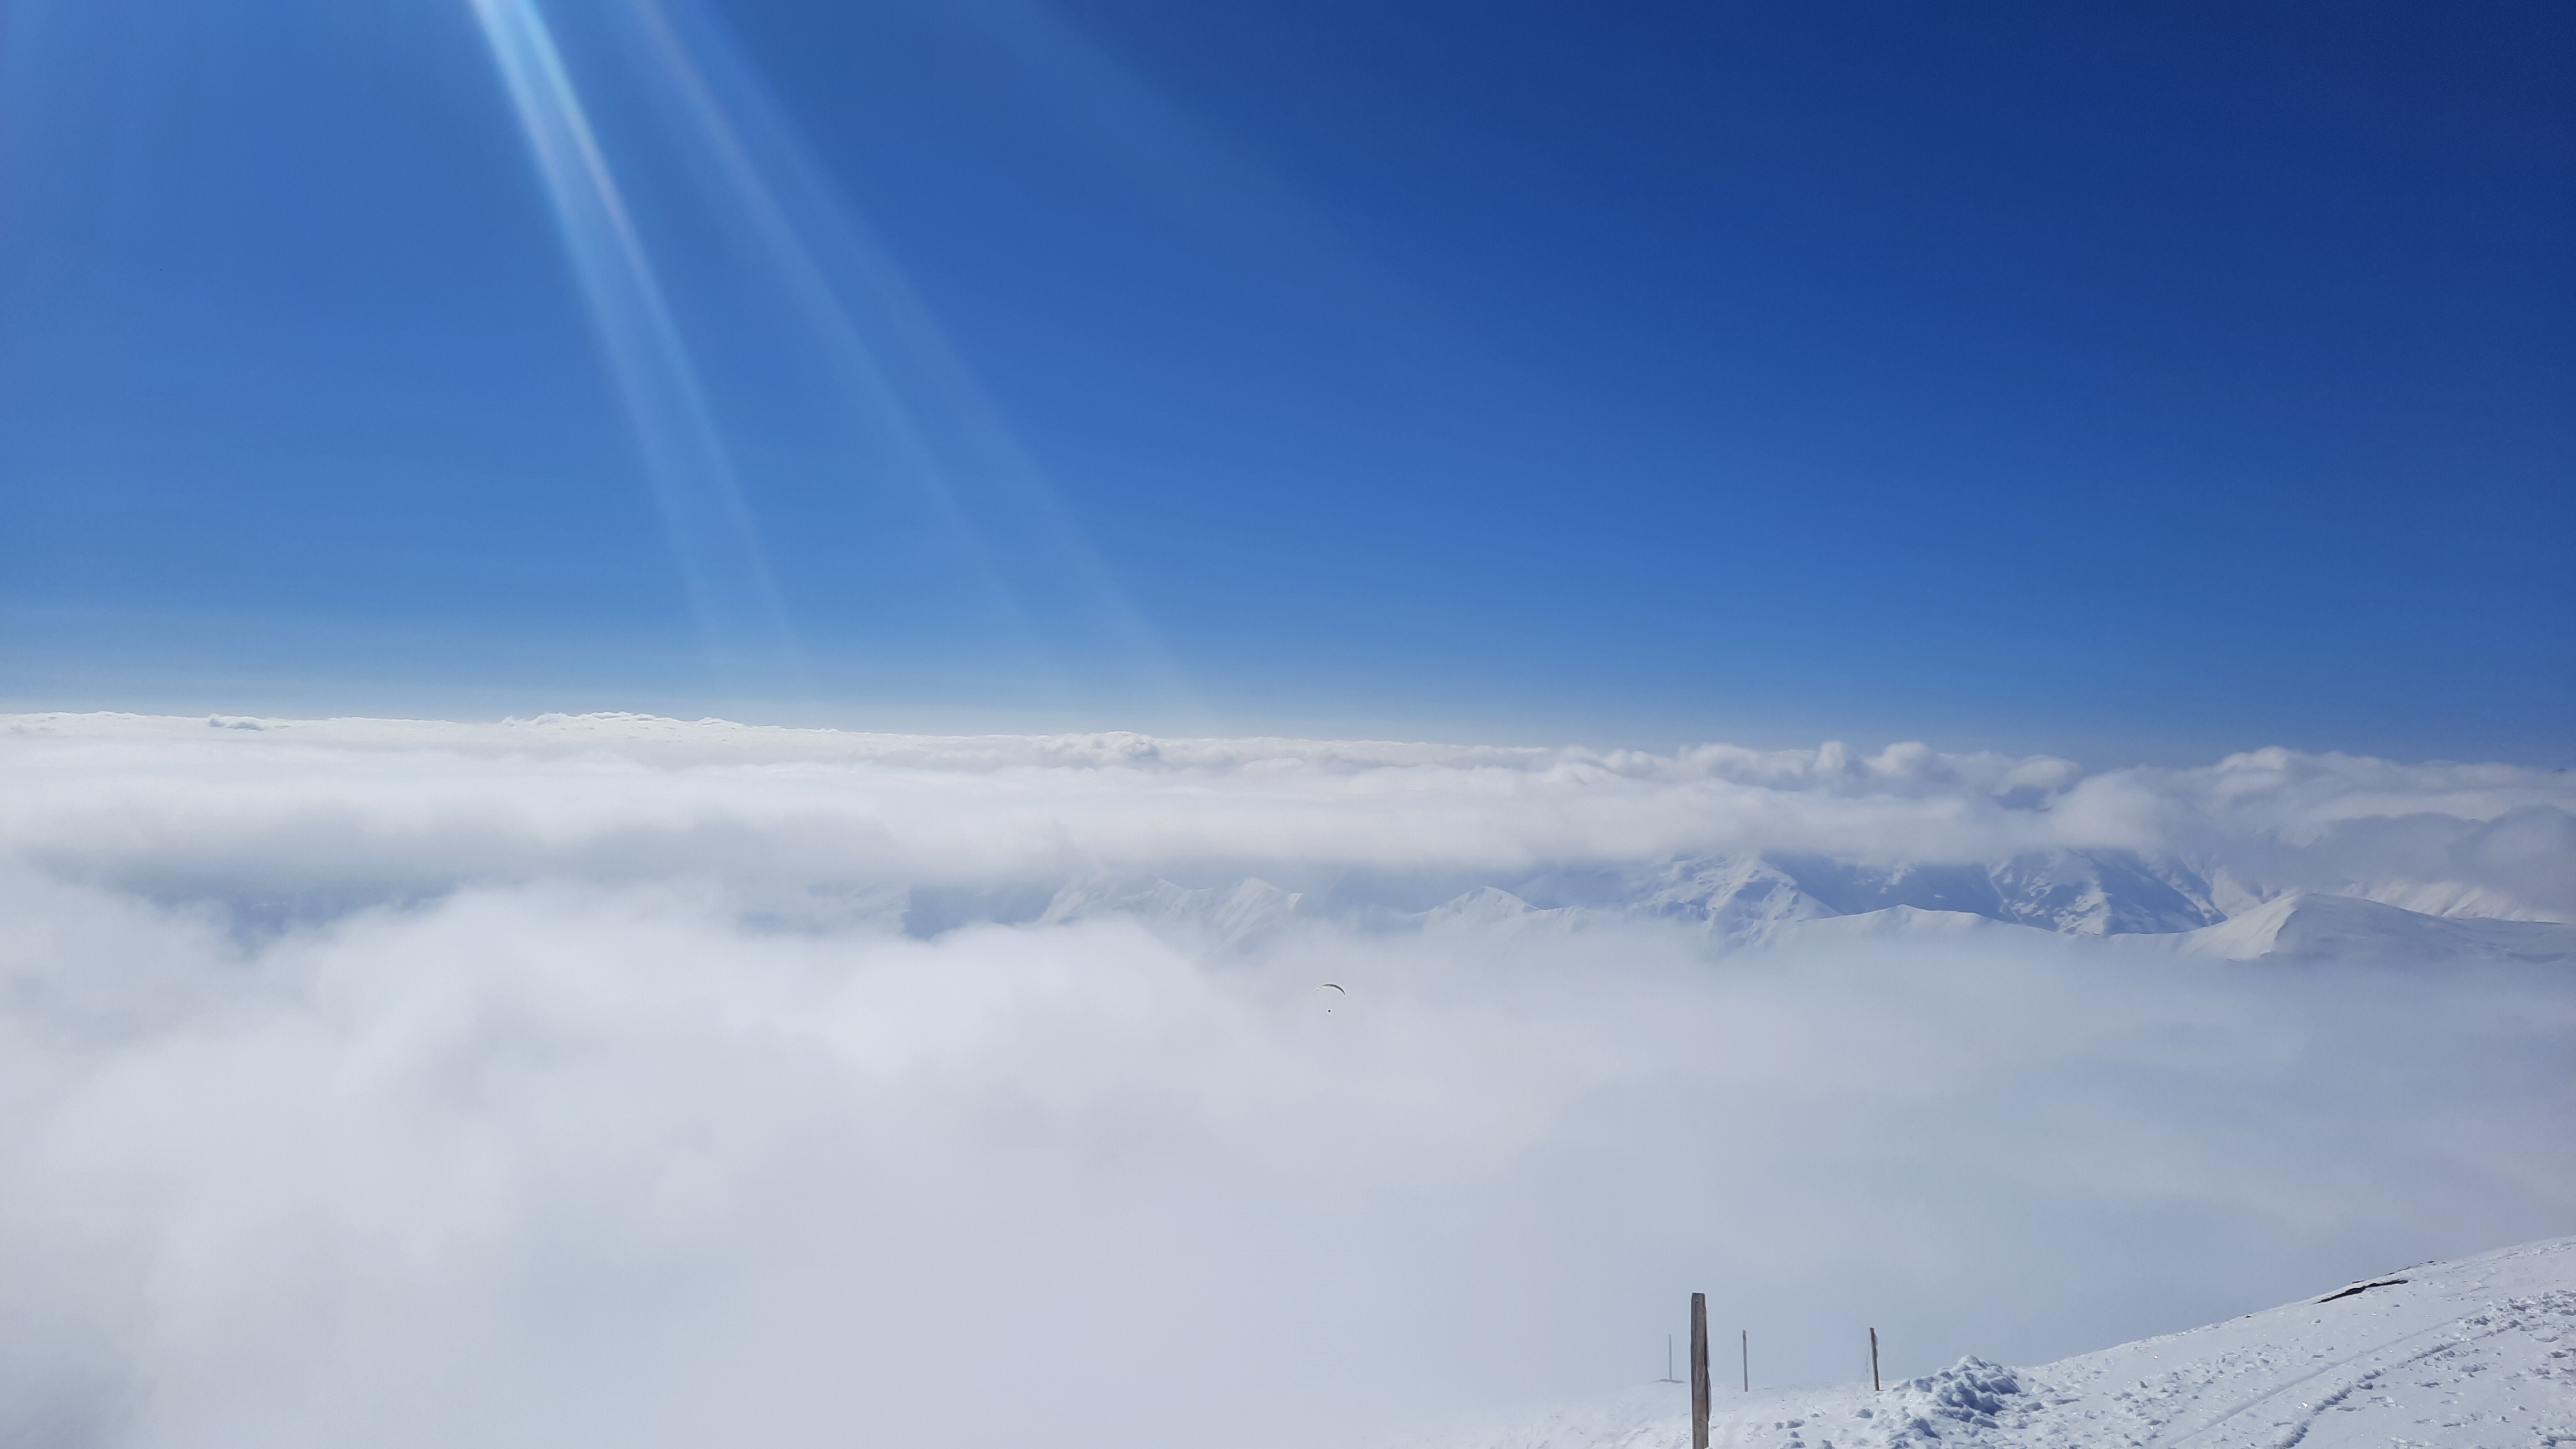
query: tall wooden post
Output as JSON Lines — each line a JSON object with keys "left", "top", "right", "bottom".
{"left": 1870, "top": 1327, "right": 1880, "bottom": 1392}
{"left": 1689, "top": 1293, "right": 1710, "bottom": 1449}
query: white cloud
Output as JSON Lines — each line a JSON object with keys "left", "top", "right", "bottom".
{"left": 0, "top": 714, "right": 2569, "bottom": 1447}
{"left": 5, "top": 712, "right": 2568, "bottom": 922}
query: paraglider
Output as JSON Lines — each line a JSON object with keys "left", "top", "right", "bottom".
{"left": 1316, "top": 983, "right": 1345, "bottom": 1012}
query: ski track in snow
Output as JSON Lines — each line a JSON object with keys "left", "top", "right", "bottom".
{"left": 1394, "top": 1237, "right": 2576, "bottom": 1449}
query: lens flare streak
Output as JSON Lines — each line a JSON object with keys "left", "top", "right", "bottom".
{"left": 467, "top": 0, "right": 796, "bottom": 679}
{"left": 621, "top": 0, "right": 1189, "bottom": 710}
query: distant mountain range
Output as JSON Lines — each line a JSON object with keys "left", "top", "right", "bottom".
{"left": 966, "top": 849, "right": 2575, "bottom": 963}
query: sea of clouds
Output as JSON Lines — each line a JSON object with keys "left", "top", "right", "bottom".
{"left": 1, "top": 714, "right": 2570, "bottom": 1448}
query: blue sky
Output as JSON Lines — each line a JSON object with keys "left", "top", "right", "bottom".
{"left": 1, "top": 0, "right": 2568, "bottom": 761}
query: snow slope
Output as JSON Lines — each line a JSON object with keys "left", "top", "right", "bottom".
{"left": 2157, "top": 893, "right": 2576, "bottom": 965}
{"left": 1394, "top": 1236, "right": 2576, "bottom": 1448}
{"left": 1747, "top": 896, "right": 2576, "bottom": 964}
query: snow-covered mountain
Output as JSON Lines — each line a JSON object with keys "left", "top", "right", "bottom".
{"left": 1510, "top": 849, "right": 2228, "bottom": 943}
{"left": 1035, "top": 875, "right": 1310, "bottom": 949}
{"left": 2157, "top": 891, "right": 2576, "bottom": 965}
{"left": 1391, "top": 1235, "right": 2576, "bottom": 1448}
{"left": 900, "top": 855, "right": 2571, "bottom": 964}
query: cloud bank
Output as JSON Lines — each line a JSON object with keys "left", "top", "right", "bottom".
{"left": 0, "top": 714, "right": 2569, "bottom": 1448}
{"left": 8, "top": 712, "right": 2571, "bottom": 931}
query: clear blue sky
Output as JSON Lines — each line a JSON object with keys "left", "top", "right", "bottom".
{"left": 2, "top": 0, "right": 2568, "bottom": 761}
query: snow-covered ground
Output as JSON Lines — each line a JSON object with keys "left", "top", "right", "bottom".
{"left": 1397, "top": 1237, "right": 2576, "bottom": 1448}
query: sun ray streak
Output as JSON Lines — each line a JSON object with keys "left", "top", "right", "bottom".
{"left": 466, "top": 0, "right": 799, "bottom": 687}
{"left": 620, "top": 0, "right": 1194, "bottom": 714}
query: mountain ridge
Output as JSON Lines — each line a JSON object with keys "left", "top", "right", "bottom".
{"left": 941, "top": 851, "right": 2573, "bottom": 963}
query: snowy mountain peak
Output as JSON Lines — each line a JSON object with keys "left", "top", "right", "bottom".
{"left": 1035, "top": 875, "right": 1309, "bottom": 948}
{"left": 1498, "top": 849, "right": 2229, "bottom": 947}
{"left": 2167, "top": 891, "right": 2576, "bottom": 964}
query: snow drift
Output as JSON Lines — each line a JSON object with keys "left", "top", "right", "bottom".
{"left": 1396, "top": 1235, "right": 2576, "bottom": 1448}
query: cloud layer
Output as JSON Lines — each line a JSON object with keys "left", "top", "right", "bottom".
{"left": 1, "top": 715, "right": 2570, "bottom": 1448}
{"left": 8, "top": 712, "right": 2571, "bottom": 929}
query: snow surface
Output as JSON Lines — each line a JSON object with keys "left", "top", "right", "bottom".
{"left": 1749, "top": 898, "right": 2576, "bottom": 966}
{"left": 1394, "top": 1236, "right": 2576, "bottom": 1448}
{"left": 2155, "top": 893, "right": 2576, "bottom": 965}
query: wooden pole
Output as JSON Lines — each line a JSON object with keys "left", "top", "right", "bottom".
{"left": 1870, "top": 1327, "right": 1880, "bottom": 1392}
{"left": 1690, "top": 1294, "right": 1710, "bottom": 1449}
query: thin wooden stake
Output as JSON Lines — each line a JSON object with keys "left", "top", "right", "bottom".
{"left": 1690, "top": 1294, "right": 1710, "bottom": 1449}
{"left": 1870, "top": 1327, "right": 1880, "bottom": 1391}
